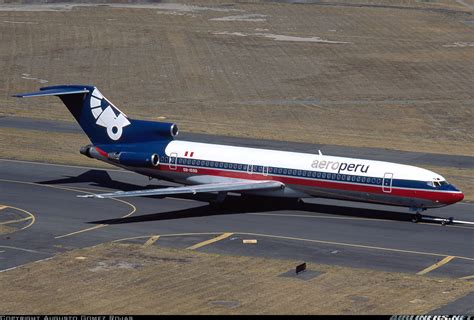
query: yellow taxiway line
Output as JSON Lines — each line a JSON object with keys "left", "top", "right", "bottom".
{"left": 55, "top": 225, "right": 107, "bottom": 239}
{"left": 416, "top": 256, "right": 455, "bottom": 275}
{"left": 0, "top": 216, "right": 33, "bottom": 225}
{"left": 0, "top": 205, "right": 36, "bottom": 231}
{"left": 111, "top": 231, "right": 474, "bottom": 262}
{"left": 186, "top": 232, "right": 233, "bottom": 250}
{"left": 0, "top": 178, "right": 135, "bottom": 239}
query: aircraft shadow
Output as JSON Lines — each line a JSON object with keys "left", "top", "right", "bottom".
{"left": 91, "top": 195, "right": 435, "bottom": 225}
{"left": 36, "top": 169, "right": 440, "bottom": 225}
{"left": 36, "top": 169, "right": 169, "bottom": 192}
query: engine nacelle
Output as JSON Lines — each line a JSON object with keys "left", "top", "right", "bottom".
{"left": 153, "top": 122, "right": 179, "bottom": 138}
{"left": 80, "top": 145, "right": 94, "bottom": 158}
{"left": 111, "top": 152, "right": 160, "bottom": 167}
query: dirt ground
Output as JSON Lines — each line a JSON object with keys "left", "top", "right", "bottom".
{"left": 0, "top": 0, "right": 473, "bottom": 157}
{"left": 0, "top": 243, "right": 472, "bottom": 314}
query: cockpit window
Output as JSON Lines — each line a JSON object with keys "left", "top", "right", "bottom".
{"left": 431, "top": 179, "right": 449, "bottom": 188}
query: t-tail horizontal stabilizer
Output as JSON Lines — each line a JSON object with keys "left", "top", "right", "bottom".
{"left": 15, "top": 85, "right": 179, "bottom": 145}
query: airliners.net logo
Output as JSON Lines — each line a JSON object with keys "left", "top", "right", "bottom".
{"left": 311, "top": 159, "right": 370, "bottom": 174}
{"left": 390, "top": 316, "right": 473, "bottom": 320}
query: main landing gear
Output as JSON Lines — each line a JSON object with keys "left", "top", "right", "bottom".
{"left": 410, "top": 207, "right": 454, "bottom": 226}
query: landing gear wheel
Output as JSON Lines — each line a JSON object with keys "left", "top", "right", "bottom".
{"left": 441, "top": 217, "right": 453, "bottom": 226}
{"left": 412, "top": 213, "right": 422, "bottom": 223}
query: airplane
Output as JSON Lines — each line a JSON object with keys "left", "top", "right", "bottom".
{"left": 15, "top": 85, "right": 464, "bottom": 222}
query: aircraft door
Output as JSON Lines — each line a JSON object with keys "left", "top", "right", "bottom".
{"left": 382, "top": 172, "right": 393, "bottom": 193}
{"left": 247, "top": 164, "right": 253, "bottom": 175}
{"left": 169, "top": 152, "right": 178, "bottom": 170}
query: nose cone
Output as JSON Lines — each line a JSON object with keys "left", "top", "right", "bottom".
{"left": 438, "top": 186, "right": 464, "bottom": 205}
{"left": 453, "top": 191, "right": 464, "bottom": 203}
{"left": 444, "top": 191, "right": 464, "bottom": 205}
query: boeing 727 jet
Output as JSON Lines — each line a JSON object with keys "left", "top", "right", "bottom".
{"left": 16, "top": 85, "right": 464, "bottom": 221}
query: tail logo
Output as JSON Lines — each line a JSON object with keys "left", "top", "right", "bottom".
{"left": 89, "top": 89, "right": 131, "bottom": 141}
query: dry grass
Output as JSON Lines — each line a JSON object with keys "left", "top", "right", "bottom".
{"left": 0, "top": 127, "right": 112, "bottom": 168}
{"left": 0, "top": 243, "right": 472, "bottom": 314}
{"left": 0, "top": 1, "right": 472, "bottom": 156}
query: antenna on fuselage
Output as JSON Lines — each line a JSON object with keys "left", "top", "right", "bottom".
{"left": 318, "top": 150, "right": 323, "bottom": 156}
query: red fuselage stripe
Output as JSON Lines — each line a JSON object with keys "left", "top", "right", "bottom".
{"left": 155, "top": 164, "right": 459, "bottom": 204}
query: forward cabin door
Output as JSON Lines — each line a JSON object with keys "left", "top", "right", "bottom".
{"left": 170, "top": 152, "right": 178, "bottom": 170}
{"left": 382, "top": 172, "right": 393, "bottom": 193}
{"left": 247, "top": 164, "right": 253, "bottom": 175}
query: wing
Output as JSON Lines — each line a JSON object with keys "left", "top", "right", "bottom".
{"left": 78, "top": 180, "right": 284, "bottom": 199}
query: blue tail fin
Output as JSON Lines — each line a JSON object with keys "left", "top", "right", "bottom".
{"left": 15, "top": 85, "right": 178, "bottom": 144}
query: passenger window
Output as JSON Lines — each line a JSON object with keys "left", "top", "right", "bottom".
{"left": 302, "top": 171, "right": 306, "bottom": 177}
{"left": 377, "top": 178, "right": 381, "bottom": 184}
{"left": 191, "top": 160, "right": 196, "bottom": 165}
{"left": 224, "top": 163, "right": 228, "bottom": 168}
{"left": 238, "top": 164, "right": 242, "bottom": 170}
{"left": 269, "top": 167, "right": 273, "bottom": 173}
{"left": 283, "top": 169, "right": 287, "bottom": 174}
{"left": 356, "top": 176, "right": 361, "bottom": 182}
{"left": 196, "top": 160, "right": 200, "bottom": 166}
{"left": 322, "top": 173, "right": 326, "bottom": 178}
{"left": 297, "top": 170, "right": 302, "bottom": 176}
{"left": 316, "top": 172, "right": 321, "bottom": 178}
{"left": 219, "top": 162, "right": 223, "bottom": 168}
{"left": 278, "top": 168, "right": 282, "bottom": 174}
{"left": 337, "top": 174, "right": 341, "bottom": 180}
{"left": 205, "top": 161, "right": 209, "bottom": 166}
{"left": 362, "top": 177, "right": 366, "bottom": 182}
{"left": 341, "top": 175, "right": 345, "bottom": 180}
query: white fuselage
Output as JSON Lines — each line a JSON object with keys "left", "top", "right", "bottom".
{"left": 119, "top": 140, "right": 464, "bottom": 209}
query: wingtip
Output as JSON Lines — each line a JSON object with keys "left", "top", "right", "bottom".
{"left": 77, "top": 194, "right": 96, "bottom": 198}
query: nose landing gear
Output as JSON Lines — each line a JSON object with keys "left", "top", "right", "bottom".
{"left": 410, "top": 207, "right": 454, "bottom": 226}
{"left": 410, "top": 207, "right": 426, "bottom": 223}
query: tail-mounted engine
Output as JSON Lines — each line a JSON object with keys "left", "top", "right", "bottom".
{"left": 80, "top": 145, "right": 160, "bottom": 167}
{"left": 109, "top": 152, "right": 160, "bottom": 167}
